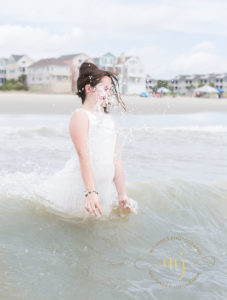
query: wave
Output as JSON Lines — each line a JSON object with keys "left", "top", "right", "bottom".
{"left": 120, "top": 125, "right": 227, "bottom": 133}
{"left": 1, "top": 124, "right": 227, "bottom": 140}
{"left": 0, "top": 126, "right": 67, "bottom": 138}
{"left": 0, "top": 169, "right": 226, "bottom": 224}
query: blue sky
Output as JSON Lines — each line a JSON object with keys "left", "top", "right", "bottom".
{"left": 0, "top": 0, "right": 227, "bottom": 79}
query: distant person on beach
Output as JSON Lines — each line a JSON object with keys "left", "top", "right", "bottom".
{"left": 217, "top": 93, "right": 222, "bottom": 99}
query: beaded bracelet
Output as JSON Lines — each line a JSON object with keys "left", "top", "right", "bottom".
{"left": 84, "top": 190, "right": 99, "bottom": 197}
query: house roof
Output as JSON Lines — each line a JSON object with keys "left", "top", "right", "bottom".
{"left": 216, "top": 73, "right": 227, "bottom": 79}
{"left": 12, "top": 55, "right": 24, "bottom": 62}
{"left": 58, "top": 53, "right": 82, "bottom": 60}
{"left": 0, "top": 57, "right": 8, "bottom": 62}
{"left": 116, "top": 55, "right": 133, "bottom": 64}
{"left": 172, "top": 75, "right": 187, "bottom": 80}
{"left": 28, "top": 58, "right": 68, "bottom": 68}
{"left": 102, "top": 52, "right": 116, "bottom": 58}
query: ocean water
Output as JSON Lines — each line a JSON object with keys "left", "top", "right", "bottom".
{"left": 0, "top": 111, "right": 226, "bottom": 299}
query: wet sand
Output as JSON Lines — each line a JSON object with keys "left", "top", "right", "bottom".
{"left": 1, "top": 91, "right": 227, "bottom": 114}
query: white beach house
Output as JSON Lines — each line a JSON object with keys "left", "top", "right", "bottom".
{"left": 27, "top": 58, "right": 71, "bottom": 93}
{"left": 115, "top": 53, "right": 146, "bottom": 94}
{"left": 169, "top": 73, "right": 223, "bottom": 94}
{"left": 58, "top": 53, "right": 94, "bottom": 92}
{"left": 6, "top": 54, "right": 34, "bottom": 80}
{"left": 0, "top": 58, "right": 8, "bottom": 87}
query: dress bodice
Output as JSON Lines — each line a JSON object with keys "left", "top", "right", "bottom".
{"left": 71, "top": 108, "right": 117, "bottom": 184}
{"left": 81, "top": 108, "right": 116, "bottom": 163}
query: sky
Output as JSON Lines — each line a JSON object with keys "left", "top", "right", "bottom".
{"left": 0, "top": 0, "right": 227, "bottom": 79}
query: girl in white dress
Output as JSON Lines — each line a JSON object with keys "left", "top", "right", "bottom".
{"left": 39, "top": 62, "right": 138, "bottom": 219}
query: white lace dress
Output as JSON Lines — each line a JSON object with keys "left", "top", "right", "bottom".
{"left": 37, "top": 108, "right": 137, "bottom": 219}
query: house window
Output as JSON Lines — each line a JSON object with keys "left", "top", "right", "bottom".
{"left": 130, "top": 60, "right": 137, "bottom": 65}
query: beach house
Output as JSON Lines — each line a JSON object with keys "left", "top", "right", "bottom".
{"left": 27, "top": 58, "right": 71, "bottom": 93}
{"left": 58, "top": 53, "right": 94, "bottom": 92}
{"left": 169, "top": 75, "right": 187, "bottom": 93}
{"left": 146, "top": 75, "right": 157, "bottom": 92}
{"left": 94, "top": 52, "right": 117, "bottom": 72}
{"left": 169, "top": 74, "right": 201, "bottom": 94}
{"left": 0, "top": 58, "right": 8, "bottom": 87}
{"left": 115, "top": 53, "right": 146, "bottom": 94}
{"left": 215, "top": 73, "right": 227, "bottom": 90}
{"left": 6, "top": 54, "right": 34, "bottom": 80}
{"left": 199, "top": 73, "right": 216, "bottom": 86}
{"left": 169, "top": 73, "right": 220, "bottom": 94}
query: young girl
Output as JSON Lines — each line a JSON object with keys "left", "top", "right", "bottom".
{"left": 39, "top": 62, "right": 138, "bottom": 219}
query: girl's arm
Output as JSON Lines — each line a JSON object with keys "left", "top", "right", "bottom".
{"left": 69, "top": 110, "right": 103, "bottom": 217}
{"left": 69, "top": 110, "right": 96, "bottom": 191}
{"left": 110, "top": 115, "right": 133, "bottom": 212}
{"left": 113, "top": 133, "right": 133, "bottom": 212}
{"left": 113, "top": 134, "right": 127, "bottom": 198}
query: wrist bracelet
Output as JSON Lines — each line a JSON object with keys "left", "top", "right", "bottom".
{"left": 84, "top": 190, "right": 99, "bottom": 197}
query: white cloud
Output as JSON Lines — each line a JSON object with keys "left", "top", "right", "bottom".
{"left": 0, "top": 25, "right": 84, "bottom": 59}
{"left": 1, "top": 0, "right": 227, "bottom": 36}
{"left": 169, "top": 41, "right": 227, "bottom": 77}
{"left": 191, "top": 41, "right": 215, "bottom": 53}
{"left": 127, "top": 41, "right": 227, "bottom": 79}
{"left": 1, "top": 1, "right": 227, "bottom": 78}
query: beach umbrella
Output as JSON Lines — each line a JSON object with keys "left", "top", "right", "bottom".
{"left": 217, "top": 88, "right": 224, "bottom": 93}
{"left": 157, "top": 87, "right": 171, "bottom": 93}
{"left": 194, "top": 85, "right": 217, "bottom": 93}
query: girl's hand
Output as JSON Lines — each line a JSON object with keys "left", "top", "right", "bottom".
{"left": 85, "top": 193, "right": 103, "bottom": 217}
{"left": 118, "top": 195, "right": 133, "bottom": 213}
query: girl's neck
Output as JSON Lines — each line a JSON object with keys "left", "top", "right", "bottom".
{"left": 82, "top": 102, "right": 105, "bottom": 113}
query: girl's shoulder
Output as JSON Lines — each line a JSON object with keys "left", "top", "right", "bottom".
{"left": 71, "top": 108, "right": 91, "bottom": 118}
{"left": 72, "top": 108, "right": 87, "bottom": 114}
{"left": 69, "top": 108, "right": 90, "bottom": 126}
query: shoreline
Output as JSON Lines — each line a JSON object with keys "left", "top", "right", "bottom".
{"left": 1, "top": 92, "right": 227, "bottom": 115}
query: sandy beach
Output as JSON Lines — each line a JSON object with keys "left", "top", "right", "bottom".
{"left": 1, "top": 91, "right": 227, "bottom": 114}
